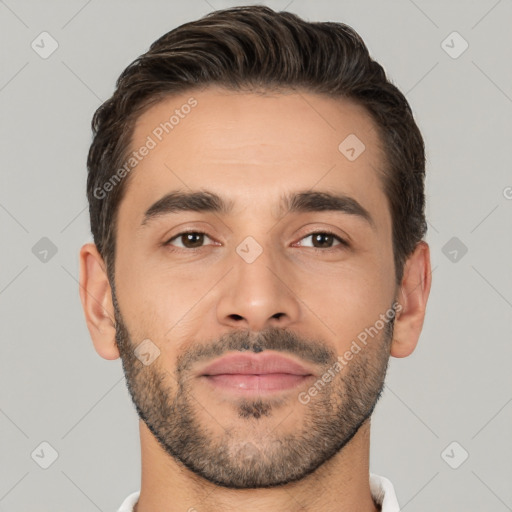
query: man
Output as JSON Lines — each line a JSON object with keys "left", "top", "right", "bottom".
{"left": 79, "top": 5, "right": 431, "bottom": 511}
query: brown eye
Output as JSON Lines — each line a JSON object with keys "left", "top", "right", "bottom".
{"left": 312, "top": 233, "right": 335, "bottom": 248}
{"left": 165, "top": 231, "right": 212, "bottom": 249}
{"left": 181, "top": 232, "right": 204, "bottom": 248}
{"left": 299, "top": 231, "right": 347, "bottom": 249}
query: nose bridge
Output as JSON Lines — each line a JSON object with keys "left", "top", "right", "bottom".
{"left": 216, "top": 234, "right": 301, "bottom": 331}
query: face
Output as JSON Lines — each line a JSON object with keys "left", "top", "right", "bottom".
{"left": 112, "top": 87, "right": 398, "bottom": 488}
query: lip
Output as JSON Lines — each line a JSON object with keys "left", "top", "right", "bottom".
{"left": 199, "top": 352, "right": 314, "bottom": 377}
{"left": 197, "top": 352, "right": 316, "bottom": 395}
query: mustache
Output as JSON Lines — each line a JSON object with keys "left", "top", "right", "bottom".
{"left": 175, "top": 326, "right": 337, "bottom": 375}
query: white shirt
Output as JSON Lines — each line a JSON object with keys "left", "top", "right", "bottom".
{"left": 117, "top": 472, "right": 400, "bottom": 511}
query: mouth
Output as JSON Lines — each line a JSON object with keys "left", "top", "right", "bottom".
{"left": 197, "top": 351, "right": 315, "bottom": 395}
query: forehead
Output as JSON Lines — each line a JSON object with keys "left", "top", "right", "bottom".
{"left": 119, "top": 86, "right": 388, "bottom": 224}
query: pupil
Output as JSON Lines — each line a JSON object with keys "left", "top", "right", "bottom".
{"left": 184, "top": 233, "right": 203, "bottom": 247}
{"left": 314, "top": 233, "right": 332, "bottom": 248}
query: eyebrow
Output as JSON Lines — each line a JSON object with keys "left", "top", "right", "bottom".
{"left": 140, "top": 189, "right": 375, "bottom": 229}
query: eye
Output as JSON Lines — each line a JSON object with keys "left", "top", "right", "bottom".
{"left": 164, "top": 231, "right": 215, "bottom": 249}
{"left": 296, "top": 231, "right": 348, "bottom": 250}
{"left": 163, "top": 230, "right": 348, "bottom": 252}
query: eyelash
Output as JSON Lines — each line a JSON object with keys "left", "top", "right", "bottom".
{"left": 163, "top": 230, "right": 349, "bottom": 253}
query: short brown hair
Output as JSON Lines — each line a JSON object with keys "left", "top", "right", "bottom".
{"left": 87, "top": 5, "right": 427, "bottom": 285}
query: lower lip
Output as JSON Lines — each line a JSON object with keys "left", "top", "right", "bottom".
{"left": 201, "top": 373, "right": 313, "bottom": 394}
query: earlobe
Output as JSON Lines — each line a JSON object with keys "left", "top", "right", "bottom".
{"left": 78, "top": 243, "right": 120, "bottom": 360}
{"left": 390, "top": 241, "right": 432, "bottom": 358}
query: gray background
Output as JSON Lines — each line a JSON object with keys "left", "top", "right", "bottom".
{"left": 1, "top": 0, "right": 511, "bottom": 510}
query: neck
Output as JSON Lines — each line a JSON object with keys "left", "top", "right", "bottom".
{"left": 134, "top": 418, "right": 379, "bottom": 512}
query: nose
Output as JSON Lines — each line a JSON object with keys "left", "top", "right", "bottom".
{"left": 216, "top": 242, "right": 301, "bottom": 332}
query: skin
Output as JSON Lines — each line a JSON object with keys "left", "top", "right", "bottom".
{"left": 79, "top": 86, "right": 431, "bottom": 512}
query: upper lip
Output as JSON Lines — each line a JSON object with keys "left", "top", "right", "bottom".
{"left": 199, "top": 352, "right": 314, "bottom": 377}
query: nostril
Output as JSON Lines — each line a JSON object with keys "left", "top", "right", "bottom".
{"left": 229, "top": 314, "right": 244, "bottom": 321}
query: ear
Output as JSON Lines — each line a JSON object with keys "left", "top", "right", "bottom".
{"left": 391, "top": 241, "right": 432, "bottom": 358}
{"left": 78, "top": 243, "right": 120, "bottom": 360}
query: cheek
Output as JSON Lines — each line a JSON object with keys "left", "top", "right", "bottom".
{"left": 115, "top": 258, "right": 211, "bottom": 363}
{"left": 292, "top": 261, "right": 394, "bottom": 350}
